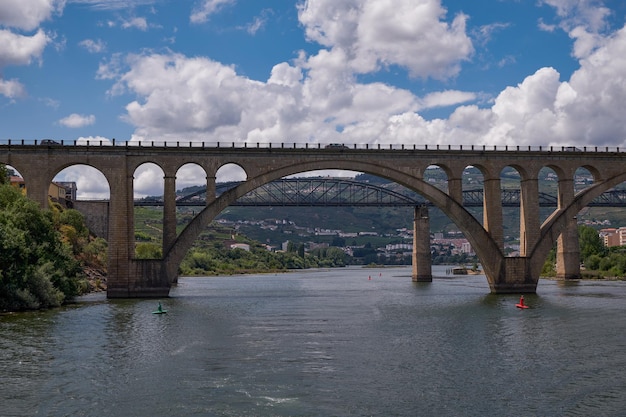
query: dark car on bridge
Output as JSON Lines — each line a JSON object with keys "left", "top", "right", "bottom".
{"left": 325, "top": 143, "right": 349, "bottom": 149}
{"left": 39, "top": 139, "right": 61, "bottom": 145}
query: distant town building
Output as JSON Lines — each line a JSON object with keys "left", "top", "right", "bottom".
{"left": 385, "top": 243, "right": 412, "bottom": 251}
{"left": 599, "top": 227, "right": 626, "bottom": 247}
{"left": 9, "top": 176, "right": 76, "bottom": 207}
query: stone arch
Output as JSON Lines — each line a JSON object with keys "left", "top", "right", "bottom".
{"left": 133, "top": 163, "right": 165, "bottom": 259}
{"left": 164, "top": 159, "right": 503, "bottom": 288}
{"left": 424, "top": 164, "right": 450, "bottom": 193}
{"left": 133, "top": 162, "right": 165, "bottom": 199}
{"left": 216, "top": 162, "right": 248, "bottom": 184}
{"left": 537, "top": 165, "right": 559, "bottom": 223}
{"left": 174, "top": 163, "right": 207, "bottom": 239}
{"left": 53, "top": 164, "right": 111, "bottom": 201}
{"left": 461, "top": 165, "right": 485, "bottom": 225}
{"left": 176, "top": 163, "right": 207, "bottom": 193}
{"left": 574, "top": 166, "right": 595, "bottom": 194}
{"left": 2, "top": 164, "right": 26, "bottom": 194}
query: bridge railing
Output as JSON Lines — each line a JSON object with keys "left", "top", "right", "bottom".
{"left": 0, "top": 139, "right": 622, "bottom": 153}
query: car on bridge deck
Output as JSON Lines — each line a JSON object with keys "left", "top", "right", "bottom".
{"left": 325, "top": 143, "right": 350, "bottom": 149}
{"left": 39, "top": 139, "right": 61, "bottom": 145}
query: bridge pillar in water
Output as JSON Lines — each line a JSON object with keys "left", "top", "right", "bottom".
{"left": 163, "top": 174, "right": 177, "bottom": 253}
{"left": 412, "top": 205, "right": 432, "bottom": 282}
{"left": 490, "top": 257, "right": 539, "bottom": 293}
{"left": 556, "top": 177, "right": 580, "bottom": 279}
{"left": 107, "top": 168, "right": 171, "bottom": 298}
{"left": 483, "top": 177, "right": 504, "bottom": 250}
{"left": 520, "top": 178, "right": 540, "bottom": 256}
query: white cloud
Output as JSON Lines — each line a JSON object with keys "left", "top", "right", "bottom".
{"left": 76, "top": 135, "right": 112, "bottom": 145}
{"left": 297, "top": 0, "right": 473, "bottom": 79}
{"left": 0, "top": 78, "right": 26, "bottom": 99}
{"left": 91, "top": 0, "right": 626, "bottom": 154}
{"left": 540, "top": 0, "right": 613, "bottom": 59}
{"left": 0, "top": 0, "right": 63, "bottom": 31}
{"left": 245, "top": 15, "right": 266, "bottom": 35}
{"left": 0, "top": 29, "right": 50, "bottom": 67}
{"left": 121, "top": 16, "right": 148, "bottom": 31}
{"left": 58, "top": 113, "right": 96, "bottom": 128}
{"left": 79, "top": 38, "right": 106, "bottom": 53}
{"left": 190, "top": 0, "right": 236, "bottom": 24}
{"left": 67, "top": 0, "right": 155, "bottom": 11}
{"left": 421, "top": 90, "right": 476, "bottom": 109}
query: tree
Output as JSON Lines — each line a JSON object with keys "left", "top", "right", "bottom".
{"left": 0, "top": 164, "right": 8, "bottom": 185}
{"left": 0, "top": 184, "right": 82, "bottom": 311}
{"left": 579, "top": 225, "right": 606, "bottom": 261}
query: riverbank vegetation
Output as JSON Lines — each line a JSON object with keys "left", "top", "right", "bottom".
{"left": 0, "top": 180, "right": 106, "bottom": 311}
{"left": 542, "top": 224, "right": 626, "bottom": 279}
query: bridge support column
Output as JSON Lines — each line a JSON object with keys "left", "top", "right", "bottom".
{"left": 163, "top": 175, "right": 177, "bottom": 252}
{"left": 163, "top": 174, "right": 178, "bottom": 283}
{"left": 520, "top": 178, "right": 540, "bottom": 256}
{"left": 447, "top": 178, "right": 463, "bottom": 203}
{"left": 412, "top": 205, "right": 432, "bottom": 282}
{"left": 489, "top": 257, "right": 539, "bottom": 294}
{"left": 107, "top": 169, "right": 170, "bottom": 298}
{"left": 206, "top": 176, "right": 216, "bottom": 205}
{"left": 556, "top": 216, "right": 580, "bottom": 279}
{"left": 483, "top": 177, "right": 503, "bottom": 250}
{"left": 556, "top": 177, "right": 580, "bottom": 279}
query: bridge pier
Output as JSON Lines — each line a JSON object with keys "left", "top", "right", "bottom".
{"left": 556, "top": 177, "right": 581, "bottom": 279}
{"left": 107, "top": 260, "right": 171, "bottom": 298}
{"left": 412, "top": 205, "right": 432, "bottom": 282}
{"left": 489, "top": 257, "right": 539, "bottom": 294}
{"left": 556, "top": 216, "right": 581, "bottom": 279}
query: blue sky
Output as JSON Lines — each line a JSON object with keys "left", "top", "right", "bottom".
{"left": 2, "top": 0, "right": 626, "bottom": 150}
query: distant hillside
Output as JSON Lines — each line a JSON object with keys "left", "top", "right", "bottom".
{"left": 166, "top": 172, "right": 626, "bottom": 248}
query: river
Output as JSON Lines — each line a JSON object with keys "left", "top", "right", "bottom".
{"left": 2, "top": 266, "right": 626, "bottom": 416}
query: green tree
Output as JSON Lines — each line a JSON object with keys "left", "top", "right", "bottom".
{"left": 0, "top": 164, "right": 8, "bottom": 185}
{"left": 135, "top": 242, "right": 162, "bottom": 259}
{"left": 0, "top": 184, "right": 82, "bottom": 311}
{"left": 579, "top": 225, "right": 606, "bottom": 261}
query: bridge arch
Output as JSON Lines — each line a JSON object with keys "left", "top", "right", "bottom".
{"left": 216, "top": 162, "right": 248, "bottom": 183}
{"left": 164, "top": 159, "right": 504, "bottom": 288}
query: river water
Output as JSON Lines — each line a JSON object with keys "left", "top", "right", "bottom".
{"left": 2, "top": 266, "right": 626, "bottom": 416}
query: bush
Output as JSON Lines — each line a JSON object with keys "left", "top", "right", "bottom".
{"left": 0, "top": 184, "right": 82, "bottom": 311}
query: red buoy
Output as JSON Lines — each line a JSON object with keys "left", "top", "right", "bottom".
{"left": 516, "top": 295, "right": 529, "bottom": 309}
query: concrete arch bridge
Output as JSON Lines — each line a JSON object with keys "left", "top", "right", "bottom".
{"left": 2, "top": 141, "right": 625, "bottom": 297}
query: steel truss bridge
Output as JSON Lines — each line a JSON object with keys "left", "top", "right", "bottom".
{"left": 135, "top": 178, "right": 626, "bottom": 207}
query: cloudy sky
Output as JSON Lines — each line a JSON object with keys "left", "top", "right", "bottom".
{"left": 2, "top": 0, "right": 626, "bottom": 151}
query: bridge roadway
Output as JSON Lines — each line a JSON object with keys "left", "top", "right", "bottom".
{"left": 3, "top": 140, "right": 626, "bottom": 297}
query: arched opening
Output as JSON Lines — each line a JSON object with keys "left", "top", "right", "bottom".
{"left": 574, "top": 167, "right": 596, "bottom": 227}
{"left": 462, "top": 165, "right": 484, "bottom": 224}
{"left": 51, "top": 165, "right": 111, "bottom": 289}
{"left": 175, "top": 163, "right": 207, "bottom": 232}
{"left": 211, "top": 169, "right": 418, "bottom": 271}
{"left": 538, "top": 166, "right": 559, "bottom": 224}
{"left": 2, "top": 165, "right": 26, "bottom": 195}
{"left": 216, "top": 163, "right": 247, "bottom": 184}
{"left": 500, "top": 166, "right": 521, "bottom": 257}
{"left": 165, "top": 158, "right": 501, "bottom": 292}
{"left": 134, "top": 163, "right": 165, "bottom": 259}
